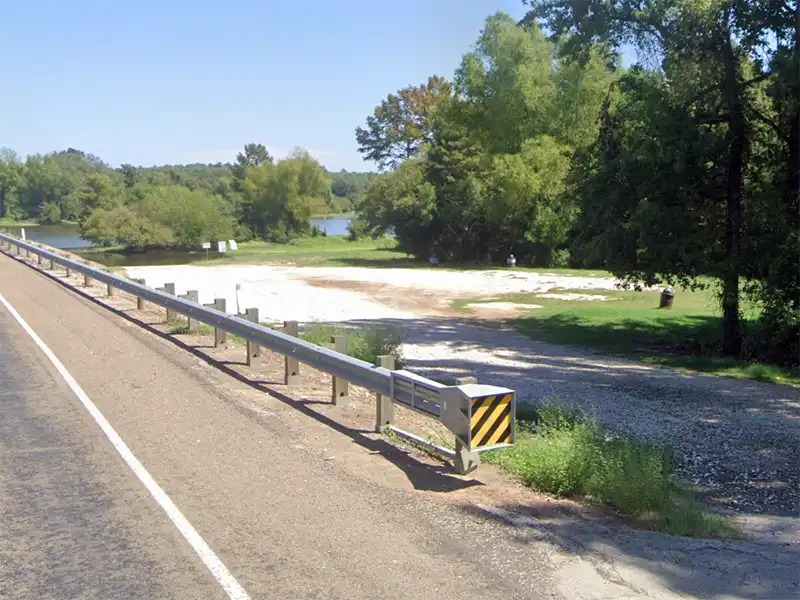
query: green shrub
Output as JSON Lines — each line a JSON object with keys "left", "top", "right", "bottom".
{"left": 301, "top": 323, "right": 403, "bottom": 365}
{"left": 346, "top": 219, "right": 372, "bottom": 241}
{"left": 486, "top": 400, "right": 735, "bottom": 538}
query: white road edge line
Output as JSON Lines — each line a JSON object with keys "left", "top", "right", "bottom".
{"left": 0, "top": 291, "right": 252, "bottom": 600}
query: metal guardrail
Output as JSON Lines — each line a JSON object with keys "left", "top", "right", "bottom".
{"left": 0, "top": 231, "right": 517, "bottom": 471}
{"left": 0, "top": 231, "right": 394, "bottom": 395}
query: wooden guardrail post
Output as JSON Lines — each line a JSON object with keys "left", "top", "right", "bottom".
{"left": 331, "top": 334, "right": 349, "bottom": 405}
{"left": 284, "top": 320, "right": 299, "bottom": 385}
{"left": 83, "top": 274, "right": 92, "bottom": 287}
{"left": 244, "top": 308, "right": 260, "bottom": 365}
{"left": 37, "top": 253, "right": 43, "bottom": 266}
{"left": 213, "top": 298, "right": 227, "bottom": 347}
{"left": 185, "top": 290, "right": 199, "bottom": 332}
{"left": 106, "top": 282, "right": 115, "bottom": 296}
{"left": 65, "top": 266, "right": 72, "bottom": 278}
{"left": 375, "top": 355, "right": 396, "bottom": 432}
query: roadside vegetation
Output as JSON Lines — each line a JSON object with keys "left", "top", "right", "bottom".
{"left": 300, "top": 323, "right": 404, "bottom": 366}
{"left": 484, "top": 401, "right": 738, "bottom": 539}
{"left": 456, "top": 288, "right": 800, "bottom": 386}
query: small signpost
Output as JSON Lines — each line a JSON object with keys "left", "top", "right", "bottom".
{"left": 201, "top": 241, "right": 211, "bottom": 261}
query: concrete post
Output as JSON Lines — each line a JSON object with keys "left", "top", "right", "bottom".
{"left": 84, "top": 274, "right": 92, "bottom": 287}
{"left": 331, "top": 334, "right": 349, "bottom": 405}
{"left": 283, "top": 320, "right": 299, "bottom": 386}
{"left": 213, "top": 298, "right": 227, "bottom": 347}
{"left": 164, "top": 283, "right": 176, "bottom": 321}
{"left": 375, "top": 354, "right": 396, "bottom": 432}
{"left": 186, "top": 290, "right": 199, "bottom": 331}
{"left": 106, "top": 283, "right": 115, "bottom": 296}
{"left": 244, "top": 308, "right": 260, "bottom": 365}
{"left": 65, "top": 267, "right": 72, "bottom": 278}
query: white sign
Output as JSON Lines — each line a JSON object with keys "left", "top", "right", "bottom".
{"left": 201, "top": 242, "right": 211, "bottom": 250}
{"left": 217, "top": 240, "right": 227, "bottom": 253}
{"left": 20, "top": 228, "right": 26, "bottom": 240}
{"left": 228, "top": 239, "right": 238, "bottom": 251}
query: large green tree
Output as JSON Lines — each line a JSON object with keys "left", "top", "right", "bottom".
{"left": 523, "top": 0, "right": 792, "bottom": 357}
{"left": 355, "top": 75, "right": 453, "bottom": 170}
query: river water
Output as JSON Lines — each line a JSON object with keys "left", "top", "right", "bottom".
{"left": 4, "top": 217, "right": 355, "bottom": 267}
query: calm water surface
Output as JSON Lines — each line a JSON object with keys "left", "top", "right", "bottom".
{"left": 5, "top": 217, "right": 355, "bottom": 267}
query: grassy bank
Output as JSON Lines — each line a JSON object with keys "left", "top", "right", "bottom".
{"left": 484, "top": 402, "right": 737, "bottom": 539}
{"left": 457, "top": 288, "right": 799, "bottom": 386}
{"left": 80, "top": 235, "right": 614, "bottom": 274}
{"left": 0, "top": 218, "right": 39, "bottom": 226}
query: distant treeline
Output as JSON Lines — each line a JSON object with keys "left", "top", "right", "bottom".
{"left": 0, "top": 144, "right": 376, "bottom": 248}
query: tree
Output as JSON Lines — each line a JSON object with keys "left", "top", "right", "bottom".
{"left": 0, "top": 148, "right": 24, "bottom": 219}
{"left": 240, "top": 150, "right": 330, "bottom": 239}
{"left": 523, "top": 0, "right": 781, "bottom": 356}
{"left": 231, "top": 143, "right": 273, "bottom": 183}
{"left": 355, "top": 75, "right": 453, "bottom": 170}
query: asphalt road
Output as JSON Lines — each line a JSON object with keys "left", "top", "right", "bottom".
{"left": 0, "top": 252, "right": 566, "bottom": 599}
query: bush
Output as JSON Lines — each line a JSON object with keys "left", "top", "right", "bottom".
{"left": 346, "top": 218, "right": 372, "bottom": 241}
{"left": 301, "top": 323, "right": 403, "bottom": 365}
{"left": 484, "top": 400, "right": 734, "bottom": 538}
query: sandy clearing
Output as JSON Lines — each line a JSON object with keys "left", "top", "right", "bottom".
{"left": 123, "top": 264, "right": 625, "bottom": 322}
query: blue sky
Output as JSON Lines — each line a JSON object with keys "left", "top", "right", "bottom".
{"left": 1, "top": 0, "right": 527, "bottom": 172}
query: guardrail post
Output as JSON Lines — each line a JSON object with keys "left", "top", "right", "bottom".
{"left": 65, "top": 266, "right": 71, "bottom": 278}
{"left": 213, "top": 298, "right": 227, "bottom": 347}
{"left": 284, "top": 320, "right": 299, "bottom": 385}
{"left": 331, "top": 334, "right": 349, "bottom": 405}
{"left": 106, "top": 282, "right": 115, "bottom": 296}
{"left": 244, "top": 308, "right": 260, "bottom": 365}
{"left": 84, "top": 274, "right": 92, "bottom": 287}
{"left": 37, "top": 253, "right": 43, "bottom": 266}
{"left": 163, "top": 283, "right": 176, "bottom": 320}
{"left": 131, "top": 278, "right": 146, "bottom": 309}
{"left": 375, "top": 355, "right": 396, "bottom": 432}
{"left": 186, "top": 290, "right": 199, "bottom": 331}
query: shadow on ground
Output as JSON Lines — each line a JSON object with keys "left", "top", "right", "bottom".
{"left": 27, "top": 265, "right": 482, "bottom": 496}
{"left": 338, "top": 315, "right": 800, "bottom": 518}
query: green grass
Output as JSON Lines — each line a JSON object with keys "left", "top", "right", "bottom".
{"left": 484, "top": 401, "right": 738, "bottom": 539}
{"left": 456, "top": 287, "right": 799, "bottom": 386}
{"left": 79, "top": 234, "right": 615, "bottom": 273}
{"left": 0, "top": 218, "right": 39, "bottom": 226}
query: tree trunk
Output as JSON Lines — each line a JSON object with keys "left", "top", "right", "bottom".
{"left": 787, "top": 13, "right": 800, "bottom": 233}
{"left": 0, "top": 187, "right": 5, "bottom": 219}
{"left": 721, "top": 28, "right": 745, "bottom": 357}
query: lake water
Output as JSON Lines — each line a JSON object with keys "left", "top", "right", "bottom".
{"left": 3, "top": 217, "right": 356, "bottom": 267}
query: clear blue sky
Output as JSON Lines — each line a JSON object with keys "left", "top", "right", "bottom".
{"left": 0, "top": 0, "right": 527, "bottom": 172}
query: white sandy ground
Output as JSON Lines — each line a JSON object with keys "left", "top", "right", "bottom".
{"left": 123, "top": 264, "right": 631, "bottom": 323}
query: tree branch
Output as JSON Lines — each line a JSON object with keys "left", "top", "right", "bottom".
{"left": 684, "top": 73, "right": 774, "bottom": 108}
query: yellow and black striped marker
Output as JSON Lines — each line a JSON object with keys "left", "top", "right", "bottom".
{"left": 470, "top": 393, "right": 513, "bottom": 448}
